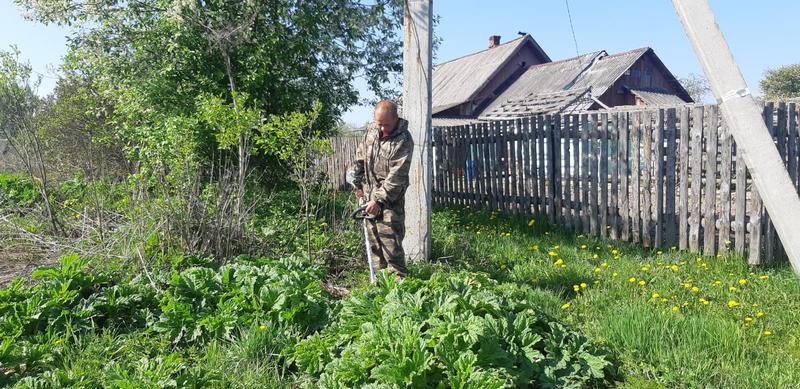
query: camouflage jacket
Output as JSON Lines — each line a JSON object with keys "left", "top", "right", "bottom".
{"left": 352, "top": 118, "right": 414, "bottom": 207}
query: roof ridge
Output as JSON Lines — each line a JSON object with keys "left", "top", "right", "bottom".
{"left": 525, "top": 50, "right": 604, "bottom": 68}
{"left": 433, "top": 35, "right": 528, "bottom": 68}
{"left": 601, "top": 47, "right": 651, "bottom": 59}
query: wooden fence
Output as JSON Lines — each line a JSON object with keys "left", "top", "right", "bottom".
{"left": 322, "top": 102, "right": 800, "bottom": 265}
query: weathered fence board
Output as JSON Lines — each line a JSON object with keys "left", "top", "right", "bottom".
{"left": 323, "top": 102, "right": 800, "bottom": 266}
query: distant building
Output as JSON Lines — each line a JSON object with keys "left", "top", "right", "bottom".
{"left": 432, "top": 35, "right": 692, "bottom": 126}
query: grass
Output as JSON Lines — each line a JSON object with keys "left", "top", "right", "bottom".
{"left": 410, "top": 205, "right": 800, "bottom": 388}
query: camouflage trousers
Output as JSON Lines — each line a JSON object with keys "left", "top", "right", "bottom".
{"left": 365, "top": 207, "right": 408, "bottom": 277}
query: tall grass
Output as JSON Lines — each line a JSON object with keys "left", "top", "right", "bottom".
{"left": 423, "top": 206, "right": 800, "bottom": 388}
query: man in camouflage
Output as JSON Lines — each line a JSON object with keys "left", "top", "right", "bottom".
{"left": 351, "top": 100, "right": 414, "bottom": 277}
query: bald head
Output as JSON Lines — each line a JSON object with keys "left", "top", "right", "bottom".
{"left": 374, "top": 99, "right": 399, "bottom": 136}
{"left": 374, "top": 99, "right": 399, "bottom": 118}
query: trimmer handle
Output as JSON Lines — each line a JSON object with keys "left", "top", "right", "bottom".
{"left": 351, "top": 205, "right": 376, "bottom": 220}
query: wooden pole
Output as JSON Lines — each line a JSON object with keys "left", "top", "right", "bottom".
{"left": 673, "top": 0, "right": 800, "bottom": 275}
{"left": 402, "top": 0, "right": 433, "bottom": 262}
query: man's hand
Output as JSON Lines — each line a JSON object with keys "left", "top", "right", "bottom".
{"left": 356, "top": 189, "right": 364, "bottom": 200}
{"left": 365, "top": 199, "right": 381, "bottom": 216}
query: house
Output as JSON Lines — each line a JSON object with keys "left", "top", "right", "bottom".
{"left": 432, "top": 35, "right": 692, "bottom": 126}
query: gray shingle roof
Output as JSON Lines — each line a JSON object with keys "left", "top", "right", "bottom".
{"left": 432, "top": 117, "right": 481, "bottom": 127}
{"left": 432, "top": 35, "right": 549, "bottom": 114}
{"left": 477, "top": 47, "right": 697, "bottom": 120}
{"left": 629, "top": 88, "right": 690, "bottom": 106}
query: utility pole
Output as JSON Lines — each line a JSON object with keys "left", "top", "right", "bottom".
{"left": 673, "top": 0, "right": 800, "bottom": 275}
{"left": 402, "top": 0, "right": 433, "bottom": 262}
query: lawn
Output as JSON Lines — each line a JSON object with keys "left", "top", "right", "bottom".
{"left": 420, "top": 206, "right": 800, "bottom": 388}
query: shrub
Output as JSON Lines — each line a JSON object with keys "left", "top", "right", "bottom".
{"left": 294, "top": 271, "right": 620, "bottom": 388}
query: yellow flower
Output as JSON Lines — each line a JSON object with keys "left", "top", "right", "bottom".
{"left": 699, "top": 298, "right": 709, "bottom": 305}
{"left": 657, "top": 251, "right": 663, "bottom": 255}
{"left": 759, "top": 275, "right": 769, "bottom": 280}
{"left": 751, "top": 303, "right": 759, "bottom": 308}
{"left": 259, "top": 324, "right": 267, "bottom": 331}
{"left": 670, "top": 265, "right": 679, "bottom": 272}
{"left": 594, "top": 268, "right": 601, "bottom": 273}
{"left": 713, "top": 280, "right": 722, "bottom": 286}
{"left": 528, "top": 245, "right": 539, "bottom": 251}
{"left": 744, "top": 317, "right": 754, "bottom": 323}
{"left": 594, "top": 280, "right": 600, "bottom": 284}
{"left": 641, "top": 266, "right": 650, "bottom": 271}
{"left": 756, "top": 311, "right": 765, "bottom": 318}
{"left": 727, "top": 300, "right": 740, "bottom": 308}
{"left": 581, "top": 244, "right": 587, "bottom": 249}
{"left": 561, "top": 264, "right": 567, "bottom": 268}
{"left": 691, "top": 287, "right": 700, "bottom": 293}
{"left": 554, "top": 258, "right": 564, "bottom": 266}
{"left": 683, "top": 283, "right": 692, "bottom": 289}
{"left": 612, "top": 272, "right": 619, "bottom": 277}
{"left": 573, "top": 285, "right": 581, "bottom": 292}
{"left": 548, "top": 251, "right": 558, "bottom": 257}
{"left": 661, "top": 298, "right": 668, "bottom": 303}
{"left": 671, "top": 246, "right": 677, "bottom": 251}
{"left": 477, "top": 231, "right": 481, "bottom": 235}
{"left": 592, "top": 254, "right": 599, "bottom": 259}
{"left": 763, "top": 330, "right": 773, "bottom": 336}
{"left": 561, "top": 303, "right": 571, "bottom": 310}
{"left": 528, "top": 219, "right": 536, "bottom": 226}
{"left": 671, "top": 306, "right": 679, "bottom": 312}
{"left": 580, "top": 282, "right": 588, "bottom": 289}
{"left": 729, "top": 286, "right": 737, "bottom": 292}
{"left": 651, "top": 292, "right": 660, "bottom": 299}
{"left": 638, "top": 280, "right": 647, "bottom": 286}
{"left": 628, "top": 277, "right": 637, "bottom": 283}
{"left": 611, "top": 249, "right": 619, "bottom": 255}
{"left": 738, "top": 279, "right": 748, "bottom": 285}
{"left": 553, "top": 245, "right": 560, "bottom": 249}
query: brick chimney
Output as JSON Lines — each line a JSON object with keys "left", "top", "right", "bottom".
{"left": 488, "top": 35, "right": 501, "bottom": 48}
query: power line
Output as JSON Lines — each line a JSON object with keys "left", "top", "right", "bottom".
{"left": 565, "top": 0, "right": 580, "bottom": 56}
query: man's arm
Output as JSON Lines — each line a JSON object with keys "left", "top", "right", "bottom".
{"left": 371, "top": 131, "right": 414, "bottom": 205}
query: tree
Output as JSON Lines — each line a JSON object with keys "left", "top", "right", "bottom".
{"left": 678, "top": 73, "right": 712, "bottom": 103}
{"left": 761, "top": 63, "right": 800, "bottom": 100}
{"left": 15, "top": 0, "right": 405, "bottom": 173}
{"left": 0, "top": 47, "right": 62, "bottom": 233}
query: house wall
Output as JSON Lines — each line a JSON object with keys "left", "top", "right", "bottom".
{"left": 598, "top": 53, "right": 690, "bottom": 107}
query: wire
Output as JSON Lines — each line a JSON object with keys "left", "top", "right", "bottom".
{"left": 565, "top": 0, "right": 580, "bottom": 56}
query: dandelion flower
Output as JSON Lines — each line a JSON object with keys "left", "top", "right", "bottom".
{"left": 601, "top": 262, "right": 609, "bottom": 267}
{"left": 628, "top": 277, "right": 637, "bottom": 283}
{"left": 554, "top": 258, "right": 564, "bottom": 266}
{"left": 548, "top": 251, "right": 558, "bottom": 257}
{"left": 691, "top": 287, "right": 700, "bottom": 293}
{"left": 260, "top": 324, "right": 268, "bottom": 331}
{"left": 713, "top": 280, "right": 722, "bottom": 286}
{"left": 670, "top": 265, "right": 679, "bottom": 272}
{"left": 652, "top": 292, "right": 660, "bottom": 299}
{"left": 594, "top": 268, "right": 601, "bottom": 273}
{"left": 727, "top": 300, "right": 740, "bottom": 308}
{"left": 738, "top": 279, "right": 748, "bottom": 285}
{"left": 657, "top": 251, "right": 663, "bottom": 255}
{"left": 638, "top": 280, "right": 647, "bottom": 286}
{"left": 729, "top": 286, "right": 737, "bottom": 292}
{"left": 759, "top": 275, "right": 769, "bottom": 280}
{"left": 573, "top": 285, "right": 581, "bottom": 292}
{"left": 756, "top": 311, "right": 765, "bottom": 318}
{"left": 613, "top": 272, "right": 619, "bottom": 277}
{"left": 744, "top": 317, "right": 753, "bottom": 323}
{"left": 671, "top": 306, "right": 679, "bottom": 312}
{"left": 611, "top": 249, "right": 619, "bottom": 255}
{"left": 592, "top": 254, "right": 599, "bottom": 259}
{"left": 528, "top": 219, "right": 536, "bottom": 226}
{"left": 561, "top": 303, "right": 571, "bottom": 310}
{"left": 763, "top": 330, "right": 773, "bottom": 336}
{"left": 580, "top": 282, "right": 588, "bottom": 289}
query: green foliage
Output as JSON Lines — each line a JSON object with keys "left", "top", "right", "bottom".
{"left": 152, "top": 255, "right": 331, "bottom": 346}
{"left": 0, "top": 172, "right": 37, "bottom": 207}
{"left": 761, "top": 63, "right": 800, "bottom": 100}
{"left": 294, "top": 272, "right": 620, "bottom": 388}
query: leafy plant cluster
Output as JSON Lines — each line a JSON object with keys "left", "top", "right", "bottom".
{"left": 0, "top": 253, "right": 331, "bottom": 386}
{"left": 294, "top": 272, "right": 620, "bottom": 388}
{"left": 0, "top": 172, "right": 37, "bottom": 208}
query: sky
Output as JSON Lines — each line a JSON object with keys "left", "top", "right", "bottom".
{"left": 2, "top": 0, "right": 799, "bottom": 126}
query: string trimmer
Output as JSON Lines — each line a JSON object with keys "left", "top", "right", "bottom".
{"left": 347, "top": 171, "right": 377, "bottom": 284}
